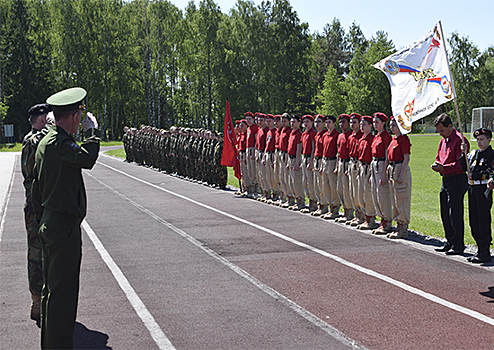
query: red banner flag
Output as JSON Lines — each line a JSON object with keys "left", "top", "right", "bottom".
{"left": 221, "top": 101, "right": 241, "bottom": 180}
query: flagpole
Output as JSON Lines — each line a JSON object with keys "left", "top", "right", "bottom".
{"left": 438, "top": 20, "right": 471, "bottom": 174}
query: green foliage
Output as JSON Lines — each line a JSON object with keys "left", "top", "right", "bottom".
{"left": 0, "top": 0, "right": 491, "bottom": 143}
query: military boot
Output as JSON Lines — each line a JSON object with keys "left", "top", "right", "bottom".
{"left": 350, "top": 210, "right": 365, "bottom": 226}
{"left": 30, "top": 294, "right": 41, "bottom": 321}
{"left": 387, "top": 223, "right": 408, "bottom": 239}
{"left": 357, "top": 216, "right": 378, "bottom": 230}
{"left": 311, "top": 204, "right": 323, "bottom": 216}
{"left": 301, "top": 200, "right": 317, "bottom": 213}
{"left": 335, "top": 208, "right": 350, "bottom": 223}
{"left": 294, "top": 197, "right": 306, "bottom": 211}
{"left": 282, "top": 196, "right": 295, "bottom": 208}
{"left": 323, "top": 205, "right": 342, "bottom": 220}
{"left": 268, "top": 191, "right": 276, "bottom": 204}
{"left": 372, "top": 219, "right": 393, "bottom": 235}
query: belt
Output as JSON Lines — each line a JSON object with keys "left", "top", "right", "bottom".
{"left": 289, "top": 155, "right": 296, "bottom": 159}
{"left": 373, "top": 157, "right": 385, "bottom": 161}
{"left": 281, "top": 151, "right": 287, "bottom": 154}
{"left": 266, "top": 151, "right": 275, "bottom": 154}
{"left": 389, "top": 160, "right": 403, "bottom": 165}
{"left": 257, "top": 150, "right": 264, "bottom": 153}
{"left": 302, "top": 154, "right": 312, "bottom": 158}
{"left": 315, "top": 156, "right": 323, "bottom": 160}
{"left": 239, "top": 150, "right": 246, "bottom": 153}
{"left": 361, "top": 162, "right": 371, "bottom": 165}
{"left": 470, "top": 179, "right": 489, "bottom": 185}
{"left": 441, "top": 172, "right": 464, "bottom": 178}
{"left": 324, "top": 156, "right": 337, "bottom": 160}
{"left": 350, "top": 157, "right": 359, "bottom": 161}
{"left": 339, "top": 158, "right": 350, "bottom": 162}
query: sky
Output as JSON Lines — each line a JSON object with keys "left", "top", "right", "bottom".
{"left": 169, "top": 0, "right": 493, "bottom": 52}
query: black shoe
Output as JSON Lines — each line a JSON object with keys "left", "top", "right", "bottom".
{"left": 470, "top": 256, "right": 491, "bottom": 264}
{"left": 435, "top": 243, "right": 451, "bottom": 252}
{"left": 445, "top": 249, "right": 464, "bottom": 256}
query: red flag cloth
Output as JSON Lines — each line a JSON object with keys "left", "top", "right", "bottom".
{"left": 221, "top": 101, "right": 241, "bottom": 180}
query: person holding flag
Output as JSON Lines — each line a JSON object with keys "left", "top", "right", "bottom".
{"left": 221, "top": 101, "right": 242, "bottom": 188}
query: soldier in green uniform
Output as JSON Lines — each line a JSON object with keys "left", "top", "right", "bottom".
{"left": 32, "top": 87, "right": 101, "bottom": 349}
{"left": 21, "top": 103, "right": 53, "bottom": 321}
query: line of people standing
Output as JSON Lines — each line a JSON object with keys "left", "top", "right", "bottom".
{"left": 234, "top": 112, "right": 412, "bottom": 239}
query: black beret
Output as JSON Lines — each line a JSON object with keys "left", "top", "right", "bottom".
{"left": 291, "top": 114, "right": 301, "bottom": 122}
{"left": 474, "top": 128, "right": 492, "bottom": 139}
{"left": 325, "top": 115, "right": 336, "bottom": 122}
{"left": 28, "top": 103, "right": 52, "bottom": 117}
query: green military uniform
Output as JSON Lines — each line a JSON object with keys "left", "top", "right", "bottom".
{"left": 32, "top": 87, "right": 101, "bottom": 349}
{"left": 21, "top": 103, "right": 53, "bottom": 321}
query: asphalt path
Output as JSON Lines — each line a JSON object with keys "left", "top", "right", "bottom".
{"left": 2, "top": 149, "right": 494, "bottom": 349}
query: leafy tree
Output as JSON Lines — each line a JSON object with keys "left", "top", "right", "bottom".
{"left": 320, "top": 63, "right": 346, "bottom": 116}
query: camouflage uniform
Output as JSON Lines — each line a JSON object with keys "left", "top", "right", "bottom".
{"left": 21, "top": 128, "right": 48, "bottom": 298}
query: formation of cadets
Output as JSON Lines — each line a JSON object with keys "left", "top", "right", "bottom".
{"left": 122, "top": 125, "right": 227, "bottom": 189}
{"left": 235, "top": 112, "right": 412, "bottom": 239}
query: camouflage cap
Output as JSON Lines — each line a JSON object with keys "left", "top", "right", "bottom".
{"left": 47, "top": 87, "right": 87, "bottom": 112}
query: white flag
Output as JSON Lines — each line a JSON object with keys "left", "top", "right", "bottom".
{"left": 374, "top": 21, "right": 454, "bottom": 134}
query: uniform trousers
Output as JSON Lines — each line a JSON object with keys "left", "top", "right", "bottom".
{"left": 321, "top": 158, "right": 340, "bottom": 208}
{"left": 24, "top": 198, "right": 43, "bottom": 296}
{"left": 370, "top": 160, "right": 392, "bottom": 221}
{"left": 337, "top": 159, "right": 353, "bottom": 210}
{"left": 301, "top": 155, "right": 316, "bottom": 201}
{"left": 273, "top": 150, "right": 282, "bottom": 192}
{"left": 440, "top": 173, "right": 468, "bottom": 251}
{"left": 39, "top": 208, "right": 83, "bottom": 350}
{"left": 313, "top": 157, "right": 324, "bottom": 204}
{"left": 282, "top": 154, "right": 291, "bottom": 197}
{"left": 468, "top": 184, "right": 492, "bottom": 255}
{"left": 246, "top": 147, "right": 257, "bottom": 189}
{"left": 256, "top": 150, "right": 267, "bottom": 191}
{"left": 239, "top": 151, "right": 250, "bottom": 190}
{"left": 358, "top": 164, "right": 376, "bottom": 216}
{"left": 349, "top": 159, "right": 361, "bottom": 211}
{"left": 263, "top": 152, "right": 276, "bottom": 192}
{"left": 388, "top": 163, "right": 412, "bottom": 225}
{"left": 288, "top": 157, "right": 304, "bottom": 199}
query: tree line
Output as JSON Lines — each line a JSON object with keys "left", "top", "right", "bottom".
{"left": 1, "top": 0, "right": 493, "bottom": 141}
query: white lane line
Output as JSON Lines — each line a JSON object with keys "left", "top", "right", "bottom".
{"left": 0, "top": 155, "right": 17, "bottom": 243}
{"left": 96, "top": 160, "right": 494, "bottom": 328}
{"left": 82, "top": 220, "right": 176, "bottom": 350}
{"left": 85, "top": 171, "right": 364, "bottom": 350}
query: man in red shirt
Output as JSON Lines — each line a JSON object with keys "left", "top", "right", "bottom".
{"left": 311, "top": 115, "right": 328, "bottom": 216}
{"left": 255, "top": 113, "right": 269, "bottom": 200}
{"left": 245, "top": 112, "right": 259, "bottom": 197}
{"left": 321, "top": 115, "right": 341, "bottom": 220}
{"left": 300, "top": 115, "right": 317, "bottom": 213}
{"left": 346, "top": 113, "right": 364, "bottom": 226}
{"left": 370, "top": 112, "right": 393, "bottom": 234}
{"left": 262, "top": 114, "right": 276, "bottom": 202}
{"left": 335, "top": 114, "right": 354, "bottom": 223}
{"left": 279, "top": 113, "right": 293, "bottom": 207}
{"left": 356, "top": 115, "right": 378, "bottom": 230}
{"left": 431, "top": 113, "right": 470, "bottom": 254}
{"left": 285, "top": 115, "right": 304, "bottom": 210}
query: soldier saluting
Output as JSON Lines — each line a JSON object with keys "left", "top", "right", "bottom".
{"left": 32, "top": 87, "right": 101, "bottom": 349}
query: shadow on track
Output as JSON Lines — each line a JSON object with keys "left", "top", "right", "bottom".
{"left": 74, "top": 322, "right": 112, "bottom": 349}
